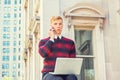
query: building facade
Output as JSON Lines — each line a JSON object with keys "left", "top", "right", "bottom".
{"left": 23, "top": 0, "right": 41, "bottom": 80}
{"left": 23, "top": 0, "right": 120, "bottom": 80}
{"left": 0, "top": 0, "right": 24, "bottom": 80}
{"left": 40, "top": 0, "right": 120, "bottom": 80}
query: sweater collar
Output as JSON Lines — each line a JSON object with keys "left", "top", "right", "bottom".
{"left": 54, "top": 35, "right": 62, "bottom": 39}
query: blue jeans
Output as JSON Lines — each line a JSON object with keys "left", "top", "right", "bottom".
{"left": 42, "top": 73, "right": 77, "bottom": 80}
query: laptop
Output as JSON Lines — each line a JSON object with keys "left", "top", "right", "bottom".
{"left": 49, "top": 58, "right": 83, "bottom": 75}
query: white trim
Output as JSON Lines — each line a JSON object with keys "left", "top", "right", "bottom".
{"left": 65, "top": 13, "right": 105, "bottom": 18}
{"left": 93, "top": 21, "right": 106, "bottom": 80}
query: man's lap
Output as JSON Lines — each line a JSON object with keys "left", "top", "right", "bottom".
{"left": 42, "top": 73, "right": 77, "bottom": 80}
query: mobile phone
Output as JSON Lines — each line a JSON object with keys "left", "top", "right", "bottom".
{"left": 50, "top": 26, "right": 55, "bottom": 32}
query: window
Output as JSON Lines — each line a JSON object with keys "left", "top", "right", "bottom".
{"left": 12, "top": 71, "right": 16, "bottom": 77}
{"left": 4, "top": 0, "right": 7, "bottom": 4}
{"left": 3, "top": 20, "right": 10, "bottom": 25}
{"left": 2, "top": 56, "right": 9, "bottom": 61}
{"left": 75, "top": 29, "right": 94, "bottom": 80}
{"left": 3, "top": 48, "right": 10, "bottom": 53}
{"left": 3, "top": 41, "right": 10, "bottom": 46}
{"left": 18, "top": 71, "right": 20, "bottom": 77}
{"left": 18, "top": 56, "right": 21, "bottom": 61}
{"left": 3, "top": 34, "right": 10, "bottom": 39}
{"left": 19, "top": 0, "right": 21, "bottom": 4}
{"left": 19, "top": 34, "right": 21, "bottom": 38}
{"left": 19, "top": 13, "right": 21, "bottom": 17}
{"left": 13, "top": 27, "right": 17, "bottom": 32}
{"left": 64, "top": 3, "right": 106, "bottom": 80}
{"left": 18, "top": 48, "right": 21, "bottom": 52}
{"left": 4, "top": 7, "right": 11, "bottom": 11}
{"left": 13, "top": 48, "right": 17, "bottom": 53}
{"left": 4, "top": 0, "right": 11, "bottom": 5}
{"left": 19, "top": 41, "right": 21, "bottom": 45}
{"left": 14, "top": 0, "right": 17, "bottom": 5}
{"left": 4, "top": 13, "right": 10, "bottom": 18}
{"left": 13, "top": 56, "right": 16, "bottom": 61}
{"left": 8, "top": 0, "right": 11, "bottom": 4}
{"left": 19, "top": 20, "right": 21, "bottom": 24}
{"left": 3, "top": 27, "right": 10, "bottom": 32}
{"left": 2, "top": 71, "right": 9, "bottom": 77}
{"left": 2, "top": 63, "right": 9, "bottom": 69}
{"left": 14, "top": 13, "right": 17, "bottom": 18}
{"left": 13, "top": 63, "right": 16, "bottom": 69}
{"left": 18, "top": 63, "right": 20, "bottom": 68}
{"left": 13, "top": 33, "right": 17, "bottom": 39}
{"left": 14, "top": 7, "right": 17, "bottom": 11}
{"left": 19, "top": 27, "right": 21, "bottom": 31}
{"left": 13, "top": 41, "right": 17, "bottom": 46}
{"left": 19, "top": 6, "right": 21, "bottom": 11}
{"left": 14, "top": 20, "right": 17, "bottom": 25}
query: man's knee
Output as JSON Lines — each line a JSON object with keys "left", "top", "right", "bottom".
{"left": 66, "top": 74, "right": 77, "bottom": 80}
{"left": 43, "top": 73, "right": 63, "bottom": 80}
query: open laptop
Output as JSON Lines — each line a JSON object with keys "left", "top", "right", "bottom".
{"left": 49, "top": 58, "right": 83, "bottom": 75}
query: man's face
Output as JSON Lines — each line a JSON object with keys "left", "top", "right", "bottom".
{"left": 51, "top": 19, "right": 63, "bottom": 35}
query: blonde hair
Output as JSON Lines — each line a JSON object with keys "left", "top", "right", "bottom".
{"left": 50, "top": 16, "right": 63, "bottom": 24}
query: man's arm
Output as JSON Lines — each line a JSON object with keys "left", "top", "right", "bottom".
{"left": 69, "top": 41, "right": 76, "bottom": 58}
{"left": 38, "top": 39, "right": 54, "bottom": 58}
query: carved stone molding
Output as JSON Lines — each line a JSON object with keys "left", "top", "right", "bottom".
{"left": 63, "top": 3, "right": 106, "bottom": 29}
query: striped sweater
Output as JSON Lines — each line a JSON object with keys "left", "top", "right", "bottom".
{"left": 38, "top": 36, "right": 76, "bottom": 73}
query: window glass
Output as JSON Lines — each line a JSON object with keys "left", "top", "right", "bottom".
{"left": 4, "top": 0, "right": 11, "bottom": 5}
{"left": 4, "top": 7, "right": 11, "bottom": 11}
{"left": 4, "top": 0, "right": 7, "bottom": 4}
{"left": 13, "top": 56, "right": 16, "bottom": 61}
{"left": 3, "top": 27, "right": 10, "bottom": 32}
{"left": 18, "top": 48, "right": 21, "bottom": 52}
{"left": 75, "top": 30, "right": 93, "bottom": 55}
{"left": 2, "top": 63, "right": 9, "bottom": 69}
{"left": 14, "top": 13, "right": 17, "bottom": 18}
{"left": 12, "top": 71, "right": 16, "bottom": 77}
{"left": 8, "top": 0, "right": 11, "bottom": 4}
{"left": 14, "top": 7, "right": 17, "bottom": 11}
{"left": 18, "top": 71, "right": 20, "bottom": 77}
{"left": 19, "top": 7, "right": 21, "bottom": 11}
{"left": 13, "top": 63, "right": 16, "bottom": 69}
{"left": 3, "top": 41, "right": 10, "bottom": 46}
{"left": 13, "top": 27, "right": 17, "bottom": 32}
{"left": 19, "top": 0, "right": 21, "bottom": 4}
{"left": 4, "top": 13, "right": 10, "bottom": 18}
{"left": 18, "top": 56, "right": 21, "bottom": 61}
{"left": 19, "top": 27, "right": 21, "bottom": 31}
{"left": 3, "top": 20, "right": 10, "bottom": 25}
{"left": 19, "top": 41, "right": 21, "bottom": 45}
{"left": 19, "top": 34, "right": 21, "bottom": 38}
{"left": 3, "top": 34, "right": 10, "bottom": 39}
{"left": 19, "top": 13, "right": 21, "bottom": 17}
{"left": 19, "top": 20, "right": 21, "bottom": 24}
{"left": 2, "top": 56, "right": 9, "bottom": 61}
{"left": 2, "top": 71, "right": 9, "bottom": 77}
{"left": 3, "top": 48, "right": 10, "bottom": 53}
{"left": 74, "top": 29, "right": 94, "bottom": 80}
{"left": 13, "top": 48, "right": 17, "bottom": 53}
{"left": 18, "top": 63, "right": 20, "bottom": 68}
{"left": 13, "top": 41, "right": 17, "bottom": 46}
{"left": 13, "top": 33, "right": 17, "bottom": 39}
{"left": 14, "top": 20, "right": 17, "bottom": 25}
{"left": 14, "top": 0, "right": 17, "bottom": 5}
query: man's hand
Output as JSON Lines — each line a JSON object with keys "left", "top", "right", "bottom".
{"left": 48, "top": 28, "right": 55, "bottom": 40}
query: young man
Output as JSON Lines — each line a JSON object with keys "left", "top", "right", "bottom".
{"left": 38, "top": 16, "right": 77, "bottom": 80}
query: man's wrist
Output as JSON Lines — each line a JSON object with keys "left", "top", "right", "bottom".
{"left": 50, "top": 38, "right": 54, "bottom": 42}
